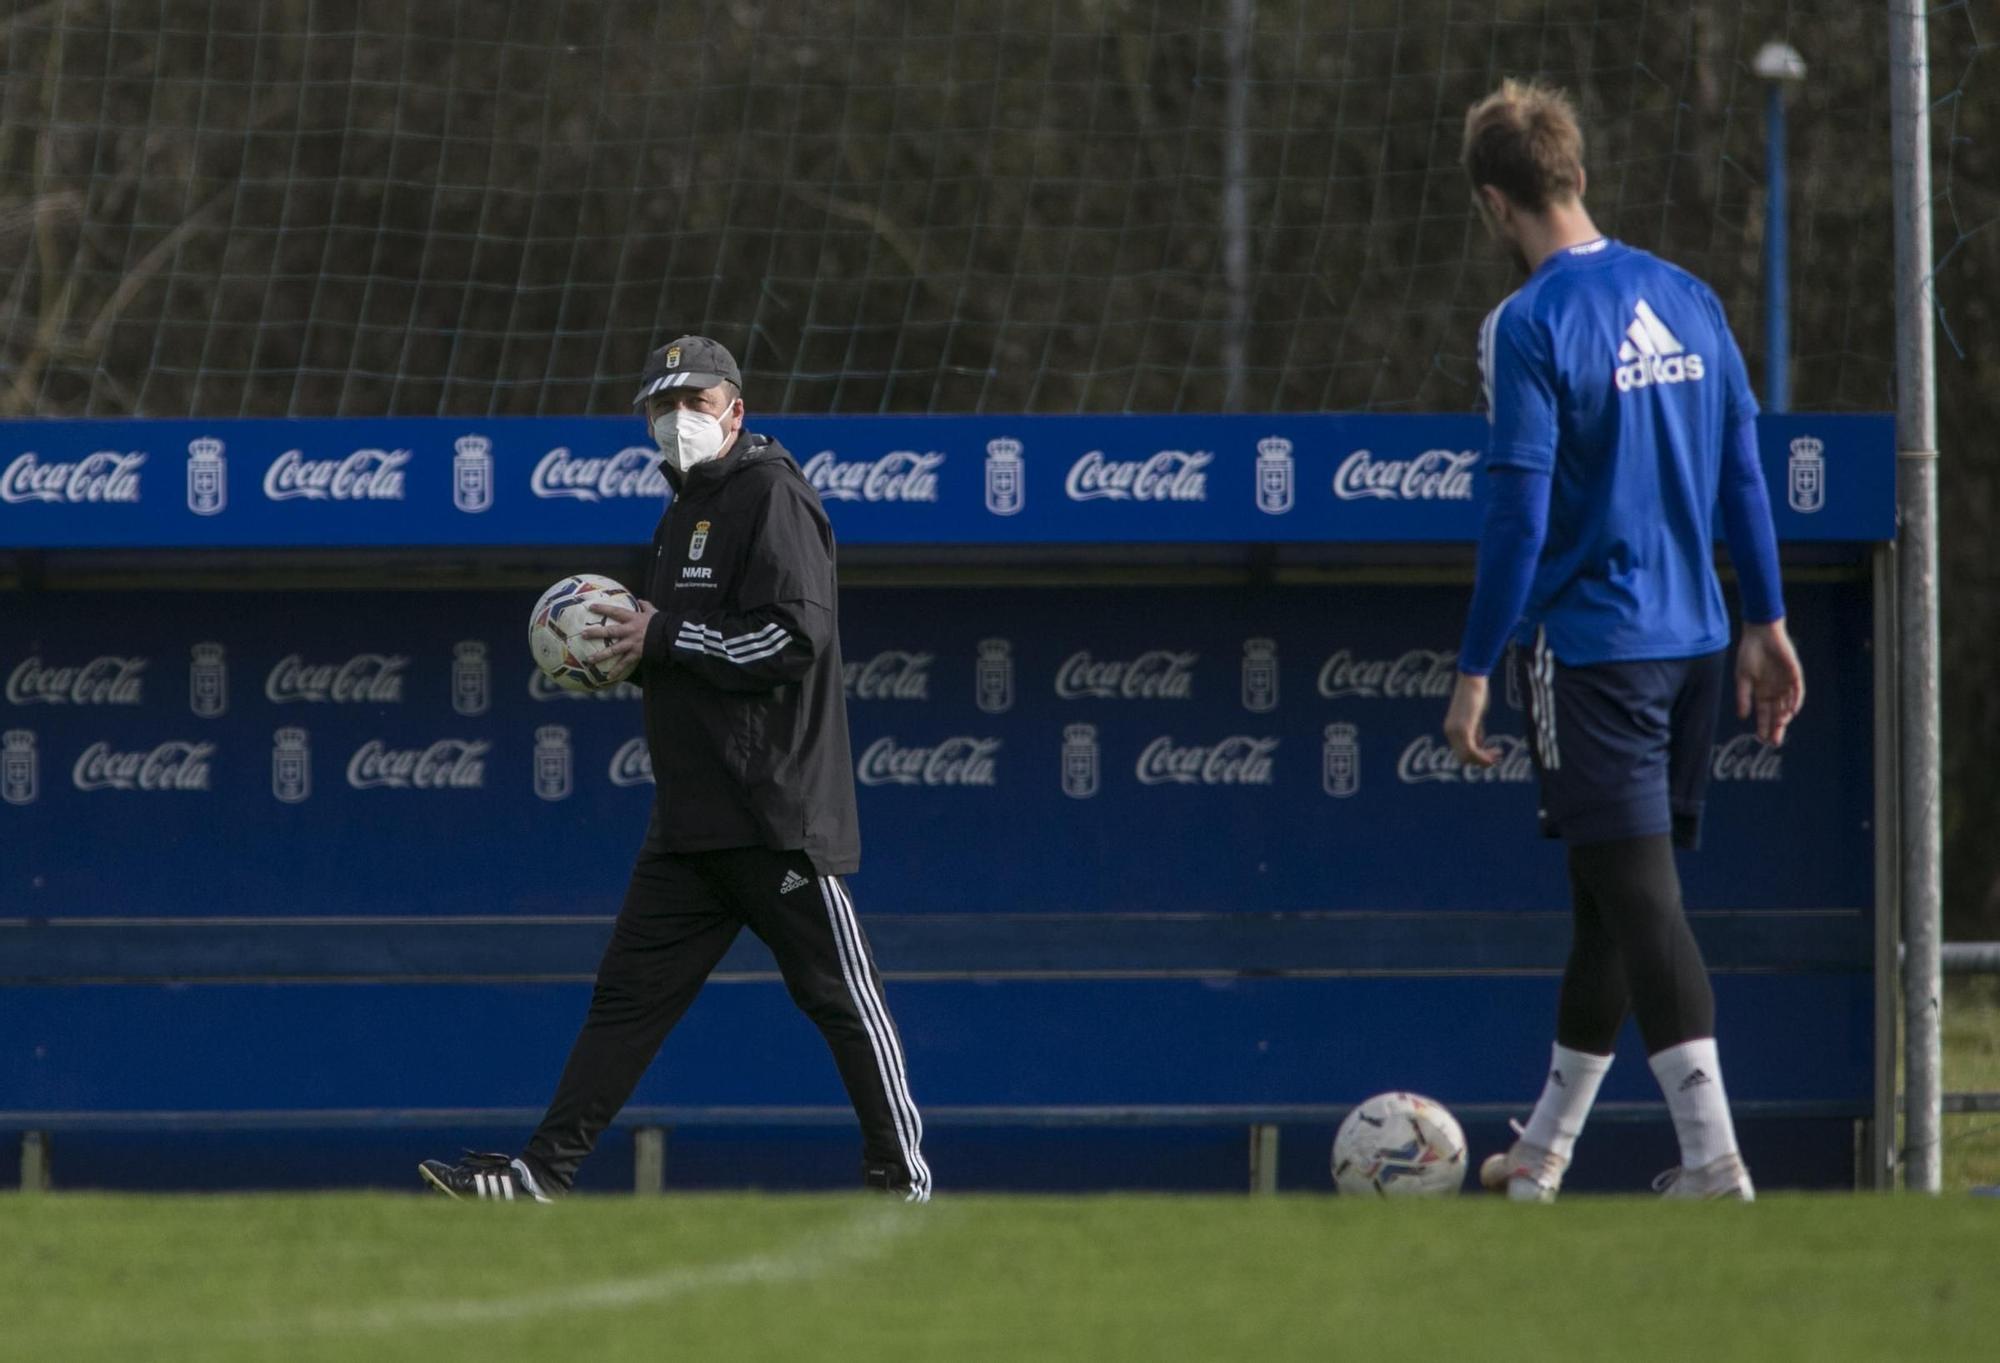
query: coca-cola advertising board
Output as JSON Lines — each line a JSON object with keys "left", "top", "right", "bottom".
{"left": 1, "top": 582, "right": 1870, "bottom": 921}
{"left": 0, "top": 413, "right": 1893, "bottom": 547}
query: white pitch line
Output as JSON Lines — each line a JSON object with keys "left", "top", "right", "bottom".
{"left": 237, "top": 1204, "right": 922, "bottom": 1340}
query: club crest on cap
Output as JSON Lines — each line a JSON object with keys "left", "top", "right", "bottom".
{"left": 665, "top": 345, "right": 682, "bottom": 369}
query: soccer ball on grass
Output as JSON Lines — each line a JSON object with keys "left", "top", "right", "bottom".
{"left": 529, "top": 574, "right": 641, "bottom": 693}
{"left": 1331, "top": 1091, "right": 1468, "bottom": 1197}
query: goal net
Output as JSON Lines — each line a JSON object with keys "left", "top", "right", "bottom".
{"left": 0, "top": 0, "right": 1931, "bottom": 419}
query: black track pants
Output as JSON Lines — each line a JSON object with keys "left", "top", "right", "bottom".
{"left": 521, "top": 845, "right": 930, "bottom": 1196}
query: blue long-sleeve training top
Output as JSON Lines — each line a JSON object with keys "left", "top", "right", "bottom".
{"left": 1456, "top": 238, "right": 1785, "bottom": 678}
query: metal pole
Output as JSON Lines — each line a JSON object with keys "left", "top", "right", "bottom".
{"left": 1248, "top": 1123, "right": 1280, "bottom": 1195}
{"left": 633, "top": 1125, "right": 666, "bottom": 1195}
{"left": 1870, "top": 542, "right": 1899, "bottom": 1190}
{"left": 1763, "top": 84, "right": 1790, "bottom": 411}
{"left": 21, "top": 1131, "right": 50, "bottom": 1193}
{"left": 1754, "top": 42, "right": 1804, "bottom": 410}
{"left": 1221, "top": 0, "right": 1254, "bottom": 413}
{"left": 1888, "top": 0, "right": 1942, "bottom": 1193}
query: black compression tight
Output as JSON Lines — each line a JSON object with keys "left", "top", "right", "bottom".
{"left": 1553, "top": 833, "right": 1715, "bottom": 1057}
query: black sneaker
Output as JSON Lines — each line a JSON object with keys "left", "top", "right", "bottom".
{"left": 864, "top": 1163, "right": 930, "bottom": 1203}
{"left": 418, "top": 1150, "right": 553, "bottom": 1203}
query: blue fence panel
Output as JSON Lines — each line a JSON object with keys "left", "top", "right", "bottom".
{"left": 2, "top": 582, "right": 1868, "bottom": 926}
{"left": 0, "top": 974, "right": 1870, "bottom": 1114}
{"left": 0, "top": 410, "right": 1887, "bottom": 1190}
{"left": 1, "top": 413, "right": 1892, "bottom": 547}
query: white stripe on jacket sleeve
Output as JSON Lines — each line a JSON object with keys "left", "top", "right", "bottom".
{"left": 673, "top": 620, "right": 793, "bottom": 665}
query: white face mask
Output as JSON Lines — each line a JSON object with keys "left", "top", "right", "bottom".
{"left": 652, "top": 406, "right": 730, "bottom": 475}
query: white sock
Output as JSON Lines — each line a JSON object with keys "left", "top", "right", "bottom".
{"left": 1649, "top": 1037, "right": 1739, "bottom": 1169}
{"left": 1520, "top": 1043, "right": 1614, "bottom": 1162}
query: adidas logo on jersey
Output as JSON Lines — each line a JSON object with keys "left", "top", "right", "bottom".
{"left": 1614, "top": 298, "right": 1706, "bottom": 393}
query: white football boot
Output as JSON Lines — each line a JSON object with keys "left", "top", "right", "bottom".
{"left": 1478, "top": 1120, "right": 1568, "bottom": 1203}
{"left": 1653, "top": 1151, "right": 1756, "bottom": 1201}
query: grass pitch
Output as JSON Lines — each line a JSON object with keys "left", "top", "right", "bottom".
{"left": 5, "top": 1192, "right": 1996, "bottom": 1362}
{"left": 7, "top": 979, "right": 1993, "bottom": 1360}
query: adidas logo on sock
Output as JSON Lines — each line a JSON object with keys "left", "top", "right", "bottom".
{"left": 1549, "top": 1069, "right": 1567, "bottom": 1087}
{"left": 1677, "top": 1067, "right": 1712, "bottom": 1092}
{"left": 778, "top": 870, "right": 809, "bottom": 895}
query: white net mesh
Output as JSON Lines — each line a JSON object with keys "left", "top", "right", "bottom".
{"left": 0, "top": 0, "right": 1963, "bottom": 418}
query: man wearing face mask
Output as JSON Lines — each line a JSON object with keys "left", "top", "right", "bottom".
{"left": 419, "top": 335, "right": 931, "bottom": 1204}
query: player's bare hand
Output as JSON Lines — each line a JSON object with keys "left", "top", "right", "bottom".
{"left": 580, "top": 599, "right": 658, "bottom": 669}
{"left": 1444, "top": 672, "right": 1502, "bottom": 768}
{"left": 1735, "top": 619, "right": 1805, "bottom": 748}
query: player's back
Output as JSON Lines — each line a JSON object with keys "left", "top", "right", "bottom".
{"left": 1483, "top": 238, "right": 1757, "bottom": 666}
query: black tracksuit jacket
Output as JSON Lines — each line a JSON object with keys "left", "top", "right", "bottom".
{"left": 637, "top": 433, "right": 860, "bottom": 874}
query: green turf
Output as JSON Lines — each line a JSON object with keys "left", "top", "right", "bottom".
{"left": 3, "top": 1193, "right": 1996, "bottom": 1362}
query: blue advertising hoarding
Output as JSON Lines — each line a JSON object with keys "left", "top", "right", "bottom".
{"left": 1, "top": 581, "right": 1873, "bottom": 1153}
{"left": 0, "top": 409, "right": 1889, "bottom": 1189}
{"left": 1, "top": 413, "right": 1892, "bottom": 548}
{"left": 1, "top": 583, "right": 1870, "bottom": 923}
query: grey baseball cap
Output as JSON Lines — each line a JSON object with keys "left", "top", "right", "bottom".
{"left": 631, "top": 335, "right": 743, "bottom": 407}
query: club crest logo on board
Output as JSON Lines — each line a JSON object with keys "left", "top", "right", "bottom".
{"left": 534, "top": 725, "right": 573, "bottom": 802}
{"left": 1788, "top": 436, "right": 1825, "bottom": 514}
{"left": 453, "top": 434, "right": 493, "bottom": 513}
{"left": 1323, "top": 723, "right": 1360, "bottom": 798}
{"left": 976, "top": 638, "right": 1015, "bottom": 714}
{"left": 189, "top": 643, "right": 228, "bottom": 718}
{"left": 1255, "top": 436, "right": 1294, "bottom": 515}
{"left": 272, "top": 728, "right": 311, "bottom": 803}
{"left": 452, "top": 641, "right": 490, "bottom": 717}
{"left": 1242, "top": 638, "right": 1279, "bottom": 712}
{"left": 985, "top": 438, "right": 1025, "bottom": 516}
{"left": 1061, "top": 723, "right": 1100, "bottom": 800}
{"left": 2, "top": 730, "right": 37, "bottom": 806}
{"left": 186, "top": 437, "right": 227, "bottom": 516}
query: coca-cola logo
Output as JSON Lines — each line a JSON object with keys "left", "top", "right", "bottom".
{"left": 1, "top": 451, "right": 145, "bottom": 504}
{"left": 6, "top": 656, "right": 147, "bottom": 706}
{"left": 1135, "top": 735, "right": 1277, "bottom": 785}
{"left": 262, "top": 448, "right": 409, "bottom": 500}
{"left": 1055, "top": 650, "right": 1198, "bottom": 701}
{"left": 530, "top": 446, "right": 669, "bottom": 502}
{"left": 1396, "top": 733, "right": 1534, "bottom": 783}
{"left": 346, "top": 738, "right": 488, "bottom": 789}
{"left": 528, "top": 670, "right": 643, "bottom": 702}
{"left": 72, "top": 740, "right": 213, "bottom": 791}
{"left": 266, "top": 654, "right": 409, "bottom": 704}
{"left": 1332, "top": 449, "right": 1476, "bottom": 501}
{"left": 856, "top": 736, "right": 1000, "bottom": 787}
{"left": 1316, "top": 648, "right": 1455, "bottom": 701}
{"left": 1711, "top": 733, "right": 1783, "bottom": 782}
{"left": 608, "top": 737, "right": 654, "bottom": 786}
{"left": 844, "top": 651, "right": 933, "bottom": 700}
{"left": 1065, "top": 450, "right": 1210, "bottom": 502}
{"left": 802, "top": 450, "right": 943, "bottom": 503}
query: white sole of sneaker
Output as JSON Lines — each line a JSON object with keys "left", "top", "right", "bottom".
{"left": 417, "top": 1164, "right": 461, "bottom": 1200}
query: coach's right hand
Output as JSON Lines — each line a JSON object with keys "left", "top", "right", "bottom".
{"left": 1735, "top": 620, "right": 1805, "bottom": 748}
{"left": 1444, "top": 672, "right": 1502, "bottom": 769}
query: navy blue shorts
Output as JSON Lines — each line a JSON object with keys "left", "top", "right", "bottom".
{"left": 1510, "top": 629, "right": 1727, "bottom": 849}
